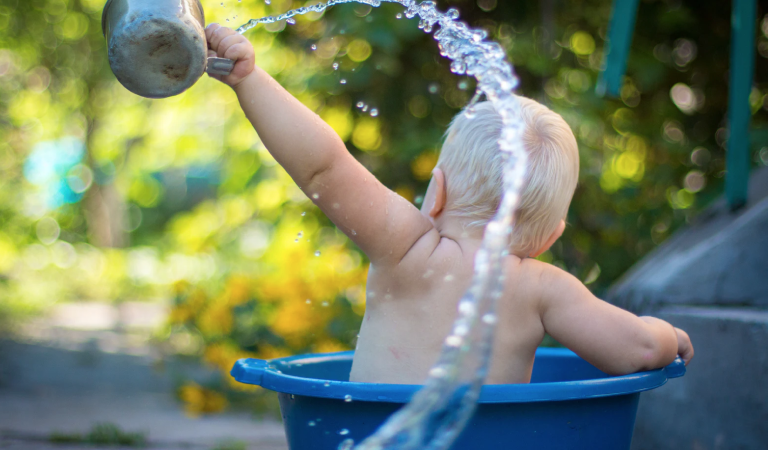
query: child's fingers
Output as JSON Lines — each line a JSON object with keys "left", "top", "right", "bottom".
{"left": 205, "top": 23, "right": 221, "bottom": 46}
{"left": 208, "top": 26, "right": 236, "bottom": 52}
{"left": 223, "top": 42, "right": 253, "bottom": 64}
{"left": 217, "top": 34, "right": 247, "bottom": 59}
{"left": 681, "top": 344, "right": 693, "bottom": 365}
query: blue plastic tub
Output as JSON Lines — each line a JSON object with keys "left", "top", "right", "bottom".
{"left": 231, "top": 348, "right": 685, "bottom": 450}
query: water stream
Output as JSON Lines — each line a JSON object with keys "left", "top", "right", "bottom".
{"left": 238, "top": 2, "right": 526, "bottom": 449}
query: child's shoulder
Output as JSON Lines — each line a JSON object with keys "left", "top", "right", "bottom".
{"left": 501, "top": 256, "right": 573, "bottom": 307}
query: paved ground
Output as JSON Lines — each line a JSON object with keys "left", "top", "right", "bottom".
{"left": 0, "top": 303, "right": 288, "bottom": 450}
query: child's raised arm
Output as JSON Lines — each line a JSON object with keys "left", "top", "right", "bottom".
{"left": 206, "top": 25, "right": 433, "bottom": 266}
{"left": 530, "top": 261, "right": 693, "bottom": 375}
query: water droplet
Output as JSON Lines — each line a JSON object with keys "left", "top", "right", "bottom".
{"left": 370, "top": 108, "right": 378, "bottom": 117}
{"left": 323, "top": 382, "right": 330, "bottom": 387}
{"left": 264, "top": 0, "right": 270, "bottom": 4}
{"left": 310, "top": 44, "right": 317, "bottom": 51}
{"left": 322, "top": 301, "right": 329, "bottom": 307}
{"left": 458, "top": 301, "right": 476, "bottom": 316}
{"left": 315, "top": 250, "right": 321, "bottom": 256}
{"left": 482, "top": 314, "right": 497, "bottom": 325}
{"left": 312, "top": 193, "right": 320, "bottom": 199}
{"left": 428, "top": 83, "right": 439, "bottom": 94}
{"left": 301, "top": 211, "right": 306, "bottom": 216}
{"left": 339, "top": 429, "right": 350, "bottom": 435}
{"left": 395, "top": 12, "right": 403, "bottom": 19}
{"left": 295, "top": 238, "right": 299, "bottom": 243}
{"left": 362, "top": 104, "right": 369, "bottom": 112}
{"left": 344, "top": 395, "right": 353, "bottom": 402}
{"left": 340, "top": 79, "right": 347, "bottom": 84}
{"left": 220, "top": 2, "right": 224, "bottom": 5}
{"left": 429, "top": 366, "right": 447, "bottom": 378}
{"left": 308, "top": 421, "right": 316, "bottom": 426}
{"left": 445, "top": 335, "right": 462, "bottom": 347}
{"left": 298, "top": 231, "right": 303, "bottom": 238}
{"left": 356, "top": 101, "right": 365, "bottom": 108}
{"left": 332, "top": 62, "right": 339, "bottom": 70}
{"left": 306, "top": 299, "right": 312, "bottom": 304}
{"left": 444, "top": 274, "right": 454, "bottom": 281}
{"left": 458, "top": 80, "right": 469, "bottom": 90}
{"left": 286, "top": 17, "right": 296, "bottom": 25}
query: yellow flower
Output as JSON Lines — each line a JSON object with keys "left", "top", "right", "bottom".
{"left": 314, "top": 339, "right": 350, "bottom": 354}
{"left": 224, "top": 275, "right": 253, "bottom": 306}
{"left": 169, "top": 289, "right": 207, "bottom": 325}
{"left": 203, "top": 342, "right": 260, "bottom": 391}
{"left": 178, "top": 382, "right": 228, "bottom": 417}
{"left": 256, "top": 343, "right": 292, "bottom": 360}
{"left": 321, "top": 106, "right": 354, "bottom": 141}
{"left": 411, "top": 151, "right": 438, "bottom": 181}
{"left": 395, "top": 185, "right": 415, "bottom": 203}
{"left": 352, "top": 118, "right": 382, "bottom": 151}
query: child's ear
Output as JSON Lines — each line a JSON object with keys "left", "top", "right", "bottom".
{"left": 530, "top": 220, "right": 565, "bottom": 258}
{"left": 429, "top": 168, "right": 446, "bottom": 219}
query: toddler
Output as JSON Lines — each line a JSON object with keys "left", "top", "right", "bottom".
{"left": 206, "top": 25, "right": 693, "bottom": 384}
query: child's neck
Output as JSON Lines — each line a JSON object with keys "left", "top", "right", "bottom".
{"left": 433, "top": 214, "right": 484, "bottom": 243}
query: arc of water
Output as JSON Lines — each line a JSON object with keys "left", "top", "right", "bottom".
{"left": 238, "top": 2, "right": 526, "bottom": 449}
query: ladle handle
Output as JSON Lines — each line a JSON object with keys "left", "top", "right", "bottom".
{"left": 207, "top": 57, "right": 236, "bottom": 76}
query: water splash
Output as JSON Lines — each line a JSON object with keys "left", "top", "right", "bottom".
{"left": 237, "top": 2, "right": 526, "bottom": 449}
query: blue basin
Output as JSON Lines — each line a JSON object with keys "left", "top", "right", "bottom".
{"left": 231, "top": 347, "right": 686, "bottom": 450}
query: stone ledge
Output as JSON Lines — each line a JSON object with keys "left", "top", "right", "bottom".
{"left": 631, "top": 306, "right": 768, "bottom": 450}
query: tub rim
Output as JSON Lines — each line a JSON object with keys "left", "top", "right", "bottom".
{"left": 231, "top": 347, "right": 685, "bottom": 404}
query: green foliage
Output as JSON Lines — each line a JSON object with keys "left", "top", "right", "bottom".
{"left": 49, "top": 423, "right": 147, "bottom": 447}
{"left": 211, "top": 441, "right": 248, "bottom": 450}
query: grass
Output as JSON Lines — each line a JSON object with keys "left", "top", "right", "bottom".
{"left": 211, "top": 441, "right": 247, "bottom": 450}
{"left": 49, "top": 423, "right": 147, "bottom": 447}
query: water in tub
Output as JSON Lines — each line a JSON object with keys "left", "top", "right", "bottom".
{"left": 236, "top": 1, "right": 526, "bottom": 449}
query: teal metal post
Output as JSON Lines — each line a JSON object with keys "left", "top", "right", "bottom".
{"left": 726, "top": 0, "right": 757, "bottom": 210}
{"left": 596, "top": 0, "right": 640, "bottom": 97}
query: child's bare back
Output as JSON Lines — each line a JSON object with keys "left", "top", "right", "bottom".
{"left": 206, "top": 24, "right": 694, "bottom": 386}
{"left": 352, "top": 238, "right": 544, "bottom": 384}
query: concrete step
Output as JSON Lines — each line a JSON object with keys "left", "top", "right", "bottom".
{"left": 631, "top": 306, "right": 768, "bottom": 450}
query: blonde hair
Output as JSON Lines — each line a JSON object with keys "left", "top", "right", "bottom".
{"left": 435, "top": 97, "right": 579, "bottom": 257}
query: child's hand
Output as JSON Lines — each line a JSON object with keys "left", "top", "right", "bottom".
{"left": 675, "top": 327, "right": 694, "bottom": 365}
{"left": 205, "top": 24, "right": 255, "bottom": 87}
